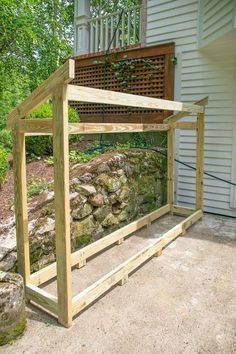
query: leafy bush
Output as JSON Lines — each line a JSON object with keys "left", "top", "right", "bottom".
{"left": 0, "top": 147, "right": 9, "bottom": 187}
{"left": 26, "top": 103, "right": 80, "bottom": 157}
{"left": 0, "top": 129, "right": 13, "bottom": 153}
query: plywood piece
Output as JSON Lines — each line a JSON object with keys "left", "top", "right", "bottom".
{"left": 53, "top": 85, "right": 72, "bottom": 328}
{"left": 68, "top": 85, "right": 203, "bottom": 113}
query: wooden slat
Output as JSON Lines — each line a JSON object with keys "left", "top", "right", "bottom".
{"left": 7, "top": 59, "right": 75, "bottom": 128}
{"left": 19, "top": 119, "right": 53, "bottom": 135}
{"left": 164, "top": 97, "right": 208, "bottom": 124}
{"left": 19, "top": 121, "right": 170, "bottom": 136}
{"left": 196, "top": 112, "right": 205, "bottom": 210}
{"left": 53, "top": 85, "right": 72, "bottom": 328}
{"left": 172, "top": 205, "right": 195, "bottom": 216}
{"left": 167, "top": 128, "right": 174, "bottom": 208}
{"left": 68, "top": 85, "right": 204, "bottom": 113}
{"left": 26, "top": 284, "right": 58, "bottom": 315}
{"left": 173, "top": 122, "right": 197, "bottom": 130}
{"left": 72, "top": 210, "right": 202, "bottom": 316}
{"left": 68, "top": 123, "right": 170, "bottom": 134}
{"left": 30, "top": 204, "right": 171, "bottom": 286}
{"left": 12, "top": 124, "right": 30, "bottom": 283}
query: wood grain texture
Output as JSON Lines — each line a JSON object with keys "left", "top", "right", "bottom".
{"left": 26, "top": 284, "right": 58, "bottom": 315}
{"left": 12, "top": 124, "right": 30, "bottom": 283}
{"left": 53, "top": 84, "right": 72, "bottom": 328}
{"left": 68, "top": 123, "right": 170, "bottom": 134}
{"left": 68, "top": 85, "right": 204, "bottom": 113}
{"left": 167, "top": 127, "right": 174, "bottom": 207}
{"left": 196, "top": 111, "right": 205, "bottom": 210}
{"left": 164, "top": 97, "right": 208, "bottom": 124}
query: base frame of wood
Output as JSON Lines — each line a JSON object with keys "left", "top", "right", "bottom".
{"left": 26, "top": 207, "right": 202, "bottom": 325}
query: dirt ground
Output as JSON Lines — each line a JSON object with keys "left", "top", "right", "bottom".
{"left": 1, "top": 213, "right": 236, "bottom": 354}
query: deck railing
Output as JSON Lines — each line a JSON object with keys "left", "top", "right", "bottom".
{"left": 89, "top": 5, "right": 142, "bottom": 53}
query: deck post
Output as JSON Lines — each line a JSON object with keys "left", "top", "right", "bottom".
{"left": 167, "top": 127, "right": 174, "bottom": 211}
{"left": 53, "top": 85, "right": 72, "bottom": 327}
{"left": 196, "top": 111, "right": 205, "bottom": 211}
{"left": 12, "top": 123, "right": 30, "bottom": 284}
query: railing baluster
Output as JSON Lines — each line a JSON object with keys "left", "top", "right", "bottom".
{"left": 95, "top": 19, "right": 99, "bottom": 52}
{"left": 139, "top": 7, "right": 142, "bottom": 43}
{"left": 116, "top": 14, "right": 119, "bottom": 48}
{"left": 105, "top": 17, "right": 108, "bottom": 50}
{"left": 133, "top": 8, "right": 137, "bottom": 43}
{"left": 127, "top": 11, "right": 131, "bottom": 46}
{"left": 90, "top": 21, "right": 94, "bottom": 53}
{"left": 100, "top": 19, "right": 104, "bottom": 51}
{"left": 110, "top": 16, "right": 114, "bottom": 49}
{"left": 121, "top": 11, "right": 125, "bottom": 47}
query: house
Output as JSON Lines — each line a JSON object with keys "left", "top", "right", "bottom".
{"left": 74, "top": 0, "right": 236, "bottom": 218}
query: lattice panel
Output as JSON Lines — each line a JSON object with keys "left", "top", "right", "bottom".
{"left": 70, "top": 44, "right": 174, "bottom": 123}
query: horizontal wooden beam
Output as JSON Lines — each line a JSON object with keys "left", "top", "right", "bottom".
{"left": 19, "top": 121, "right": 170, "bottom": 136}
{"left": 72, "top": 210, "right": 202, "bottom": 316}
{"left": 173, "top": 122, "right": 197, "bottom": 130}
{"left": 19, "top": 119, "right": 53, "bottom": 135}
{"left": 7, "top": 59, "right": 75, "bottom": 128}
{"left": 164, "top": 96, "right": 208, "bottom": 124}
{"left": 68, "top": 85, "right": 204, "bottom": 114}
{"left": 30, "top": 204, "right": 171, "bottom": 286}
{"left": 172, "top": 205, "right": 196, "bottom": 216}
{"left": 26, "top": 284, "right": 58, "bottom": 315}
{"left": 68, "top": 123, "right": 170, "bottom": 134}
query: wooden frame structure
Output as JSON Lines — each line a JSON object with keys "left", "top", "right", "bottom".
{"left": 8, "top": 59, "right": 207, "bottom": 328}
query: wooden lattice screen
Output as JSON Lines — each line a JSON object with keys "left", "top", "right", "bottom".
{"left": 70, "top": 43, "right": 175, "bottom": 123}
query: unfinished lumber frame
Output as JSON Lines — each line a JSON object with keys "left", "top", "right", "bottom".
{"left": 8, "top": 59, "right": 207, "bottom": 328}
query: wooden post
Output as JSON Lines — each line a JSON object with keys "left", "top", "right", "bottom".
{"left": 12, "top": 123, "right": 30, "bottom": 284}
{"left": 167, "top": 127, "right": 174, "bottom": 211}
{"left": 196, "top": 111, "right": 205, "bottom": 211}
{"left": 53, "top": 85, "right": 72, "bottom": 327}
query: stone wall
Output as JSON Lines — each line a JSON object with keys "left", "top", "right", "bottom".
{"left": 0, "top": 149, "right": 166, "bottom": 272}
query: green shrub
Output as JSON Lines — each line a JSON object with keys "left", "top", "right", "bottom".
{"left": 26, "top": 103, "right": 80, "bottom": 157}
{"left": 0, "top": 147, "right": 9, "bottom": 187}
{"left": 0, "top": 129, "right": 13, "bottom": 153}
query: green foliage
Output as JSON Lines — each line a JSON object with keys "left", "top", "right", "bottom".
{"left": 0, "top": 147, "right": 9, "bottom": 187}
{"left": 0, "top": 0, "right": 74, "bottom": 129}
{"left": 26, "top": 103, "right": 80, "bottom": 157}
{"left": 0, "top": 129, "right": 13, "bottom": 153}
{"left": 69, "top": 149, "right": 101, "bottom": 164}
{"left": 27, "top": 177, "right": 52, "bottom": 199}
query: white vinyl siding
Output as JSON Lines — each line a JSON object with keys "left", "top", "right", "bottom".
{"left": 199, "top": 0, "right": 236, "bottom": 47}
{"left": 146, "top": 0, "right": 236, "bottom": 217}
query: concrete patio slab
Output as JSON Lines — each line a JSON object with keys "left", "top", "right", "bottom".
{"left": 1, "top": 213, "right": 236, "bottom": 354}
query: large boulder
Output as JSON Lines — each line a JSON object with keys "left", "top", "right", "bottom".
{"left": 0, "top": 272, "right": 26, "bottom": 345}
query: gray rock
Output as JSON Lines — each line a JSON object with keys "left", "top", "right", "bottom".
{"left": 72, "top": 203, "right": 93, "bottom": 220}
{"left": 89, "top": 193, "right": 104, "bottom": 207}
{"left": 76, "top": 184, "right": 97, "bottom": 196}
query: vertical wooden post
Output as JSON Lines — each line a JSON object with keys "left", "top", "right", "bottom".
{"left": 12, "top": 123, "right": 30, "bottom": 284}
{"left": 167, "top": 127, "right": 174, "bottom": 211}
{"left": 53, "top": 85, "right": 72, "bottom": 327}
{"left": 196, "top": 111, "right": 205, "bottom": 211}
